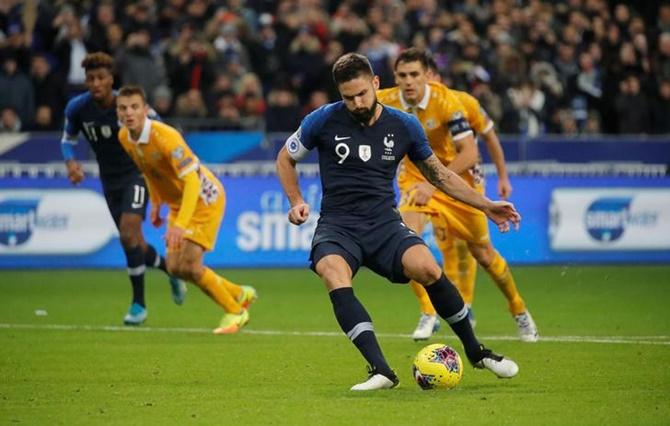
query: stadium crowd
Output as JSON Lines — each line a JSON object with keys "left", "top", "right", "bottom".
{"left": 0, "top": 0, "right": 668, "bottom": 135}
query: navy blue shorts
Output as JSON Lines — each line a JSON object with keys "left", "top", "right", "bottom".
{"left": 309, "top": 214, "right": 426, "bottom": 283}
{"left": 104, "top": 176, "right": 148, "bottom": 227}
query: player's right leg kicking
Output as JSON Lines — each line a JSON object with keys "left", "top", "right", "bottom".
{"left": 402, "top": 244, "right": 519, "bottom": 379}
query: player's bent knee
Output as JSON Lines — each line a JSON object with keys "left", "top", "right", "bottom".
{"left": 118, "top": 229, "right": 139, "bottom": 249}
{"left": 315, "top": 255, "right": 350, "bottom": 283}
{"left": 407, "top": 261, "right": 442, "bottom": 285}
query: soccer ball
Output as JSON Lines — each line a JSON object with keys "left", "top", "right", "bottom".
{"left": 412, "top": 343, "right": 463, "bottom": 390}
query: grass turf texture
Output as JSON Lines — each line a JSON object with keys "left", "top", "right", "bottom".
{"left": 0, "top": 265, "right": 668, "bottom": 425}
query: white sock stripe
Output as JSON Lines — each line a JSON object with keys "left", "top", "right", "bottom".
{"left": 153, "top": 255, "right": 160, "bottom": 268}
{"left": 346, "top": 322, "right": 374, "bottom": 341}
{"left": 127, "top": 265, "right": 146, "bottom": 276}
{"left": 445, "top": 306, "right": 468, "bottom": 324}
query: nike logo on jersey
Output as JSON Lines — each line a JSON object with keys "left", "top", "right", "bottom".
{"left": 334, "top": 135, "right": 351, "bottom": 141}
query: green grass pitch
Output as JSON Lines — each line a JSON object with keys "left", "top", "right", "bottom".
{"left": 1, "top": 265, "right": 669, "bottom": 425}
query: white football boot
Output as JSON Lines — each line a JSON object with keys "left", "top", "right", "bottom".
{"left": 411, "top": 314, "right": 440, "bottom": 341}
{"left": 514, "top": 311, "right": 539, "bottom": 343}
{"left": 471, "top": 346, "right": 519, "bottom": 378}
{"left": 350, "top": 368, "right": 399, "bottom": 391}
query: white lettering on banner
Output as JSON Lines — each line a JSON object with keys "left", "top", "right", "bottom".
{"left": 236, "top": 184, "right": 321, "bottom": 252}
{"left": 0, "top": 190, "right": 117, "bottom": 254}
{"left": 549, "top": 188, "right": 670, "bottom": 251}
{"left": 237, "top": 212, "right": 316, "bottom": 251}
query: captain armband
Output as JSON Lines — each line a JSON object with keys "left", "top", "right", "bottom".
{"left": 285, "top": 128, "right": 310, "bottom": 161}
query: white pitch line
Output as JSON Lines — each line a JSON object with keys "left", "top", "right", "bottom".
{"left": 0, "top": 323, "right": 670, "bottom": 346}
{"left": 1, "top": 322, "right": 669, "bottom": 346}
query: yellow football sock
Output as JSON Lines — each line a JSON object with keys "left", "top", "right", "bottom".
{"left": 218, "top": 275, "right": 243, "bottom": 300}
{"left": 196, "top": 268, "right": 243, "bottom": 314}
{"left": 443, "top": 239, "right": 477, "bottom": 305}
{"left": 483, "top": 251, "right": 526, "bottom": 315}
{"left": 410, "top": 281, "right": 437, "bottom": 315}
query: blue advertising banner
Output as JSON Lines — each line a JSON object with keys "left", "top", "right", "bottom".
{"left": 1, "top": 175, "right": 669, "bottom": 268}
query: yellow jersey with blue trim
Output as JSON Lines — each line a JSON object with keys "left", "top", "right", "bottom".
{"left": 377, "top": 81, "right": 474, "bottom": 185}
{"left": 118, "top": 118, "right": 222, "bottom": 213}
{"left": 452, "top": 90, "right": 494, "bottom": 136}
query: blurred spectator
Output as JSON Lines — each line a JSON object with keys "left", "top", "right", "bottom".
{"left": 0, "top": 106, "right": 21, "bottom": 132}
{"left": 655, "top": 32, "right": 670, "bottom": 81}
{"left": 286, "top": 25, "right": 324, "bottom": 101}
{"left": 153, "top": 85, "right": 174, "bottom": 117}
{"left": 265, "top": 87, "right": 300, "bottom": 132}
{"left": 659, "top": 4, "right": 670, "bottom": 34}
{"left": 30, "top": 53, "right": 66, "bottom": 125}
{"left": 469, "top": 66, "right": 503, "bottom": 124}
{"left": 29, "top": 105, "right": 58, "bottom": 131}
{"left": 53, "top": 8, "right": 91, "bottom": 95}
{"left": 235, "top": 72, "right": 265, "bottom": 129}
{"left": 116, "top": 28, "right": 166, "bottom": 103}
{"left": 87, "top": 1, "right": 116, "bottom": 53}
{"left": 651, "top": 79, "right": 670, "bottom": 134}
{"left": 104, "top": 23, "right": 125, "bottom": 57}
{"left": 502, "top": 80, "right": 546, "bottom": 137}
{"left": 0, "top": 55, "right": 34, "bottom": 126}
{"left": 301, "top": 90, "right": 329, "bottom": 117}
{"left": 331, "top": 3, "right": 369, "bottom": 53}
{"left": 246, "top": 14, "right": 281, "bottom": 94}
{"left": 0, "top": 22, "right": 31, "bottom": 73}
{"left": 359, "top": 22, "right": 400, "bottom": 88}
{"left": 216, "top": 91, "right": 243, "bottom": 130}
{"left": 213, "top": 23, "right": 251, "bottom": 72}
{"left": 614, "top": 74, "right": 651, "bottom": 134}
{"left": 174, "top": 88, "right": 208, "bottom": 118}
{"left": 166, "top": 33, "right": 216, "bottom": 97}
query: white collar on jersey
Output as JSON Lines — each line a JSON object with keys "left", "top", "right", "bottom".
{"left": 131, "top": 118, "right": 152, "bottom": 144}
{"left": 399, "top": 84, "right": 431, "bottom": 111}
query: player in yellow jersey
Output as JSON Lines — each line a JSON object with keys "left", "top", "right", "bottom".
{"left": 116, "top": 85, "right": 257, "bottom": 334}
{"left": 377, "top": 48, "right": 538, "bottom": 342}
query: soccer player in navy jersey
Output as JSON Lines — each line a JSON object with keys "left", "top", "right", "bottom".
{"left": 61, "top": 52, "right": 186, "bottom": 325}
{"left": 276, "top": 53, "right": 521, "bottom": 390}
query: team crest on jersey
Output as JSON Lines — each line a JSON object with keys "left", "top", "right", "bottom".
{"left": 382, "top": 134, "right": 395, "bottom": 161}
{"left": 425, "top": 118, "right": 438, "bottom": 130}
{"left": 101, "top": 125, "right": 112, "bottom": 138}
{"left": 359, "top": 145, "right": 371, "bottom": 162}
{"left": 171, "top": 147, "right": 184, "bottom": 159}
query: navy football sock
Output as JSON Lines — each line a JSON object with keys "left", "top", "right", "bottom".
{"left": 124, "top": 245, "right": 146, "bottom": 307}
{"left": 329, "top": 287, "right": 395, "bottom": 378}
{"left": 425, "top": 274, "right": 482, "bottom": 361}
{"left": 144, "top": 244, "right": 168, "bottom": 273}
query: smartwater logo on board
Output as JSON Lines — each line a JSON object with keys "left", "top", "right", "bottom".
{"left": 550, "top": 188, "right": 669, "bottom": 251}
{"left": 0, "top": 199, "right": 67, "bottom": 246}
{"left": 585, "top": 197, "right": 658, "bottom": 243}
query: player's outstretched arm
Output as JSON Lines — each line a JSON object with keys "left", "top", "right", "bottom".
{"left": 414, "top": 154, "right": 520, "bottom": 232}
{"left": 276, "top": 146, "right": 310, "bottom": 225}
{"left": 482, "top": 129, "right": 512, "bottom": 199}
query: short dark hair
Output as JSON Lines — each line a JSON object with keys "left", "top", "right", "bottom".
{"left": 81, "top": 52, "right": 114, "bottom": 73}
{"left": 426, "top": 54, "right": 439, "bottom": 74}
{"left": 332, "top": 53, "right": 374, "bottom": 86}
{"left": 394, "top": 47, "right": 431, "bottom": 70}
{"left": 118, "top": 85, "right": 147, "bottom": 103}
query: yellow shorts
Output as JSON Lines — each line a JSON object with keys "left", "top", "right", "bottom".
{"left": 168, "top": 184, "right": 226, "bottom": 252}
{"left": 398, "top": 179, "right": 490, "bottom": 247}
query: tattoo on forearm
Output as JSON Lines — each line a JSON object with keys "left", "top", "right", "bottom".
{"left": 416, "top": 155, "right": 453, "bottom": 189}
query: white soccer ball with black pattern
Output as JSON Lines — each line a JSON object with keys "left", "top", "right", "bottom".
{"left": 412, "top": 343, "right": 463, "bottom": 390}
